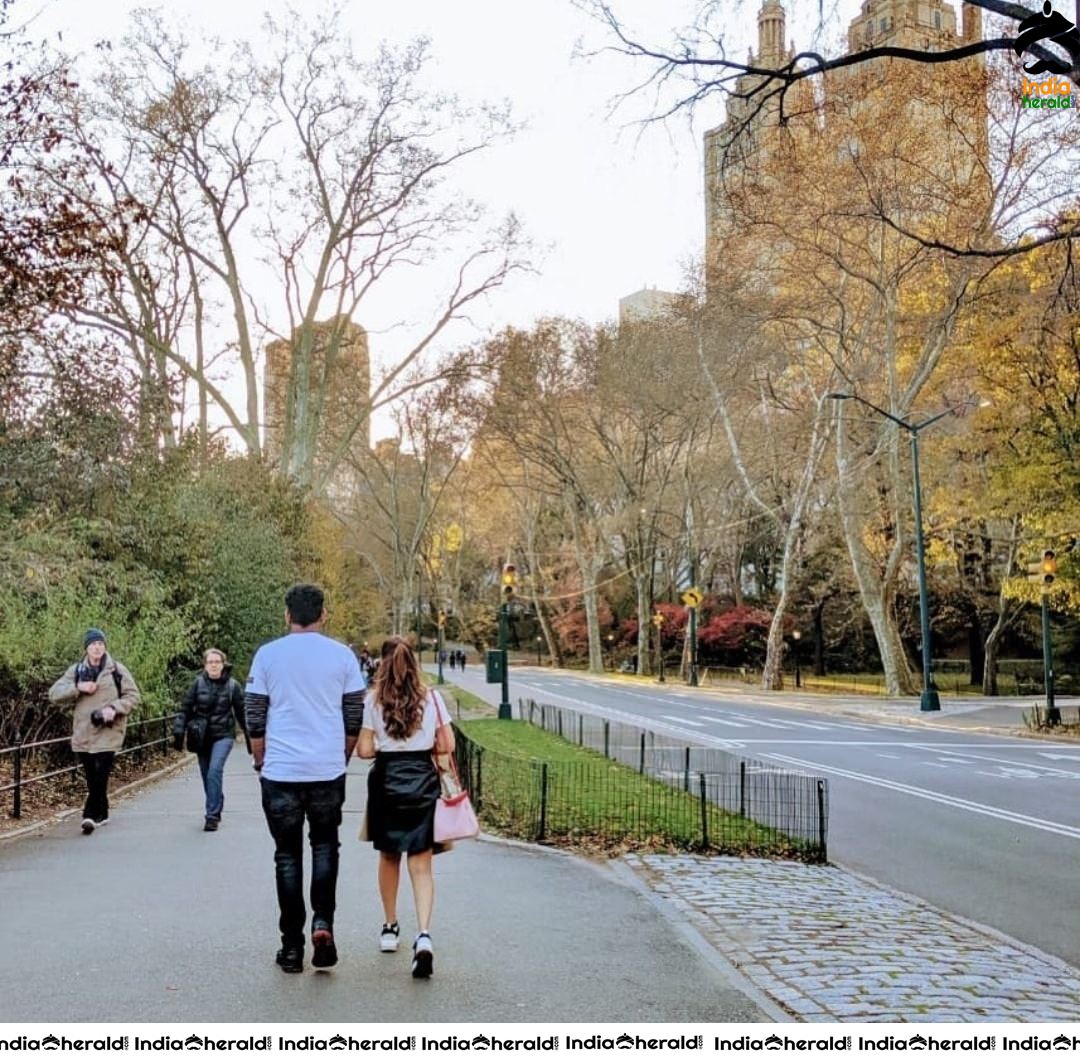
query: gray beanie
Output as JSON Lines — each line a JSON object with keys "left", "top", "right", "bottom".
{"left": 84, "top": 628, "right": 106, "bottom": 649}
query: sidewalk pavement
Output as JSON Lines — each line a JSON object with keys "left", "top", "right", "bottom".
{"left": 437, "top": 665, "right": 1080, "bottom": 1022}
{"left": 0, "top": 752, "right": 769, "bottom": 1024}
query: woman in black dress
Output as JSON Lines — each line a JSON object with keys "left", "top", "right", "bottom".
{"left": 358, "top": 636, "right": 454, "bottom": 978}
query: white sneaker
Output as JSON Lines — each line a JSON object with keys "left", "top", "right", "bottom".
{"left": 80, "top": 818, "right": 95, "bottom": 835}
{"left": 94, "top": 816, "right": 109, "bottom": 827}
{"left": 411, "top": 932, "right": 433, "bottom": 978}
{"left": 379, "top": 922, "right": 400, "bottom": 953}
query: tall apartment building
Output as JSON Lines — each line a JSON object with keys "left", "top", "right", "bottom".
{"left": 263, "top": 316, "right": 371, "bottom": 497}
{"left": 704, "top": 0, "right": 989, "bottom": 281}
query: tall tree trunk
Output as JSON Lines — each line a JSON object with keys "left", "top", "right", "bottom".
{"left": 636, "top": 573, "right": 650, "bottom": 675}
{"left": 812, "top": 599, "right": 826, "bottom": 676}
{"left": 967, "top": 606, "right": 984, "bottom": 688}
{"left": 982, "top": 516, "right": 1022, "bottom": 696}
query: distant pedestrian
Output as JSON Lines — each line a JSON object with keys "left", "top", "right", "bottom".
{"left": 438, "top": 648, "right": 448, "bottom": 671}
{"left": 457, "top": 650, "right": 467, "bottom": 672}
{"left": 359, "top": 636, "right": 455, "bottom": 978}
{"left": 173, "top": 648, "right": 247, "bottom": 831}
{"left": 245, "top": 584, "right": 366, "bottom": 974}
{"left": 48, "top": 628, "right": 141, "bottom": 834}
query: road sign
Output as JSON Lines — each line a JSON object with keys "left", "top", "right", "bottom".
{"left": 680, "top": 588, "right": 703, "bottom": 609}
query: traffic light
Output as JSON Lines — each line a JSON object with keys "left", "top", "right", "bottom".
{"left": 1043, "top": 550, "right": 1056, "bottom": 585}
{"left": 501, "top": 563, "right": 517, "bottom": 602}
{"left": 437, "top": 610, "right": 446, "bottom": 628}
{"left": 1027, "top": 550, "right": 1056, "bottom": 587}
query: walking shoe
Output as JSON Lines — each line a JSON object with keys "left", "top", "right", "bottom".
{"left": 275, "top": 943, "right": 304, "bottom": 974}
{"left": 203, "top": 818, "right": 218, "bottom": 832}
{"left": 80, "top": 818, "right": 95, "bottom": 835}
{"left": 94, "top": 816, "right": 109, "bottom": 827}
{"left": 411, "top": 932, "right": 433, "bottom": 978}
{"left": 379, "top": 922, "right": 400, "bottom": 953}
{"left": 311, "top": 921, "right": 338, "bottom": 969}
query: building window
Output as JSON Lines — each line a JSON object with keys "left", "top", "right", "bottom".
{"left": 880, "top": 17, "right": 888, "bottom": 31}
{"left": 933, "top": 10, "right": 941, "bottom": 28}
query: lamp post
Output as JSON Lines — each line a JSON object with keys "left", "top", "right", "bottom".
{"left": 792, "top": 629, "right": 802, "bottom": 689}
{"left": 606, "top": 633, "right": 615, "bottom": 672}
{"left": 436, "top": 610, "right": 446, "bottom": 685}
{"left": 828, "top": 392, "right": 958, "bottom": 712}
{"left": 536, "top": 635, "right": 542, "bottom": 667}
{"left": 498, "top": 564, "right": 516, "bottom": 719}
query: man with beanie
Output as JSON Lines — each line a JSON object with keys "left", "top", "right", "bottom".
{"left": 49, "top": 629, "right": 141, "bottom": 834}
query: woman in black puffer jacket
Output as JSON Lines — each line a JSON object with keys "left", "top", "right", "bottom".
{"left": 173, "top": 648, "right": 247, "bottom": 831}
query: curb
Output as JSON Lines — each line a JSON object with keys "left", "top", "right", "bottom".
{"left": 0, "top": 753, "right": 195, "bottom": 846}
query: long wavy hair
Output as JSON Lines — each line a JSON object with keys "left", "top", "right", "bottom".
{"left": 373, "top": 636, "right": 428, "bottom": 741}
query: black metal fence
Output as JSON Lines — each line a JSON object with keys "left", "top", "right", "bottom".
{"left": 451, "top": 699, "right": 827, "bottom": 862}
{"left": 1, "top": 714, "right": 179, "bottom": 819}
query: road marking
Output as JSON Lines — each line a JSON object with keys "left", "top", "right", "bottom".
{"left": 908, "top": 746, "right": 1080, "bottom": 779}
{"left": 764, "top": 753, "right": 1080, "bottom": 841}
{"left": 1039, "top": 752, "right": 1080, "bottom": 762}
{"left": 660, "top": 714, "right": 705, "bottom": 727}
{"left": 697, "top": 715, "right": 751, "bottom": 728}
{"left": 726, "top": 714, "right": 789, "bottom": 729}
{"left": 767, "top": 717, "right": 834, "bottom": 731}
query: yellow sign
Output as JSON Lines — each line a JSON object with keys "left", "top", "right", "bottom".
{"left": 680, "top": 588, "right": 703, "bottom": 609}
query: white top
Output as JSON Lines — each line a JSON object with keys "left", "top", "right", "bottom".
{"left": 363, "top": 689, "right": 449, "bottom": 752}
{"left": 248, "top": 632, "right": 366, "bottom": 782}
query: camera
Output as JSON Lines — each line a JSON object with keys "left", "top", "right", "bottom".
{"left": 90, "top": 709, "right": 112, "bottom": 727}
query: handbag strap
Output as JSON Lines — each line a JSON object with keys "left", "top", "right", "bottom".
{"left": 429, "top": 691, "right": 462, "bottom": 787}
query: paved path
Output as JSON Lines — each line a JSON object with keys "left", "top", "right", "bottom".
{"left": 625, "top": 854, "right": 1080, "bottom": 1023}
{"left": 0, "top": 753, "right": 766, "bottom": 1024}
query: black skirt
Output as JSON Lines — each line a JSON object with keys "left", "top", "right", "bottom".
{"left": 367, "top": 750, "right": 440, "bottom": 854}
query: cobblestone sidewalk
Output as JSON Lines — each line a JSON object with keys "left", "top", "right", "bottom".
{"left": 625, "top": 854, "right": 1080, "bottom": 1023}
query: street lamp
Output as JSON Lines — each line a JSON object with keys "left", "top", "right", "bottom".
{"left": 606, "top": 633, "right": 615, "bottom": 671}
{"left": 436, "top": 610, "right": 446, "bottom": 686}
{"left": 498, "top": 564, "right": 517, "bottom": 719}
{"left": 828, "top": 392, "right": 961, "bottom": 712}
{"left": 535, "top": 634, "right": 542, "bottom": 667}
{"left": 792, "top": 629, "right": 802, "bottom": 689}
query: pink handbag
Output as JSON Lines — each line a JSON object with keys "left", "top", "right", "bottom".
{"left": 432, "top": 693, "right": 479, "bottom": 843}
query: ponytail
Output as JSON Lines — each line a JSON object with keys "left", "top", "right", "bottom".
{"left": 373, "top": 636, "right": 427, "bottom": 740}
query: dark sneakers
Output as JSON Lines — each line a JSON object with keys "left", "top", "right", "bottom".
{"left": 275, "top": 943, "right": 304, "bottom": 974}
{"left": 311, "top": 921, "right": 338, "bottom": 969}
{"left": 412, "top": 933, "right": 433, "bottom": 979}
{"left": 203, "top": 818, "right": 219, "bottom": 832}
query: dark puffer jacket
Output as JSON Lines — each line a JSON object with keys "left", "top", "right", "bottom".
{"left": 173, "top": 666, "right": 246, "bottom": 748}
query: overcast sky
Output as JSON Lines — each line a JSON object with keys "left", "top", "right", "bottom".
{"left": 31, "top": 0, "right": 877, "bottom": 436}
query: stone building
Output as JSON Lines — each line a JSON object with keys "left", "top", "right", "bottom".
{"left": 618, "top": 287, "right": 680, "bottom": 326}
{"left": 263, "top": 316, "right": 370, "bottom": 497}
{"left": 704, "top": 0, "right": 989, "bottom": 281}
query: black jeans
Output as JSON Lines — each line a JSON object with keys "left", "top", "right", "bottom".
{"left": 260, "top": 775, "right": 346, "bottom": 946}
{"left": 78, "top": 751, "right": 115, "bottom": 822}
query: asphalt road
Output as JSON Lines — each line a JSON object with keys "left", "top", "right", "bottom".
{"left": 0, "top": 752, "right": 768, "bottom": 1024}
{"left": 452, "top": 666, "right": 1080, "bottom": 970}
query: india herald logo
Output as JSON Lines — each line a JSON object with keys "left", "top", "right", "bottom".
{"left": 1014, "top": 1, "right": 1080, "bottom": 76}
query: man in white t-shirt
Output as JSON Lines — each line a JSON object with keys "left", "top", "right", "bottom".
{"left": 245, "top": 583, "right": 366, "bottom": 975}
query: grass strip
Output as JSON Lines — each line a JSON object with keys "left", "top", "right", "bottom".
{"left": 421, "top": 672, "right": 496, "bottom": 718}
{"left": 457, "top": 718, "right": 816, "bottom": 860}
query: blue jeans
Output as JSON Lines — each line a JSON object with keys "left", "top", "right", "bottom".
{"left": 197, "top": 737, "right": 234, "bottom": 821}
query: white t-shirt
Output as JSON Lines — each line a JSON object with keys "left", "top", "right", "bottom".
{"left": 363, "top": 689, "right": 449, "bottom": 752}
{"left": 248, "top": 632, "right": 366, "bottom": 782}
